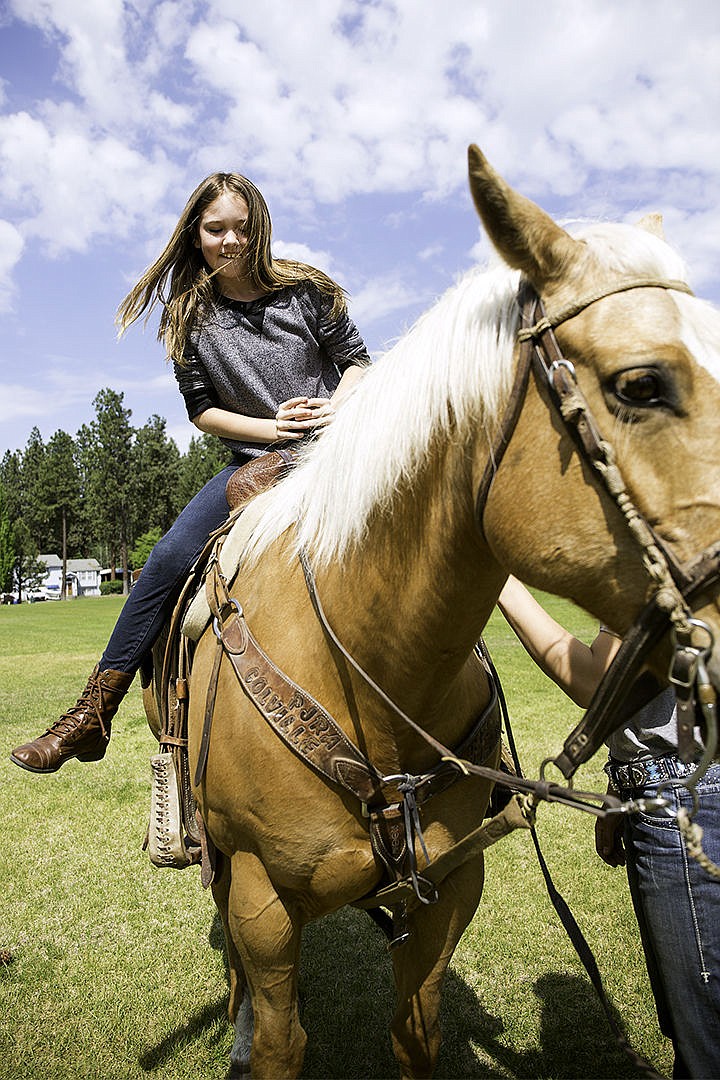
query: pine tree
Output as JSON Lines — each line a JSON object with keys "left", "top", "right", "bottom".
{"left": 177, "top": 432, "right": 231, "bottom": 506}
{"left": 40, "top": 430, "right": 81, "bottom": 598}
{"left": 82, "top": 389, "right": 135, "bottom": 594}
{"left": 0, "top": 483, "right": 15, "bottom": 594}
{"left": 131, "top": 414, "right": 182, "bottom": 536}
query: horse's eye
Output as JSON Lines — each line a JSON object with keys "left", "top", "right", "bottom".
{"left": 613, "top": 368, "right": 665, "bottom": 406}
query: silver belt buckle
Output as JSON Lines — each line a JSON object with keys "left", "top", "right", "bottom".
{"left": 628, "top": 762, "right": 649, "bottom": 788}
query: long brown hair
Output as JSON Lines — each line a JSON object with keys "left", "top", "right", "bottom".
{"left": 116, "top": 173, "right": 347, "bottom": 362}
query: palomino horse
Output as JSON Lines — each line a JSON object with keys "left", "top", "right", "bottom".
{"left": 185, "top": 147, "right": 720, "bottom": 1078}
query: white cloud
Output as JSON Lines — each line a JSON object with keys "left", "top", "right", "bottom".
{"left": 0, "top": 220, "right": 23, "bottom": 312}
{"left": 0, "top": 110, "right": 176, "bottom": 253}
{"left": 349, "top": 274, "right": 422, "bottom": 328}
{"left": 0, "top": 375, "right": 84, "bottom": 423}
{"left": 8, "top": 0, "right": 196, "bottom": 135}
{"left": 418, "top": 244, "right": 444, "bottom": 262}
{"left": 1, "top": 0, "right": 720, "bottom": 317}
{"left": 272, "top": 239, "right": 337, "bottom": 277}
{"left": 0, "top": 384, "right": 51, "bottom": 428}
{"left": 173, "top": 0, "right": 720, "bottom": 238}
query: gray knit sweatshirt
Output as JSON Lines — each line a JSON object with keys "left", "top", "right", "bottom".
{"left": 174, "top": 281, "right": 370, "bottom": 458}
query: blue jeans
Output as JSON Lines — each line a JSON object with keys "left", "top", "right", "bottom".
{"left": 621, "top": 761, "right": 720, "bottom": 1078}
{"left": 99, "top": 460, "right": 245, "bottom": 674}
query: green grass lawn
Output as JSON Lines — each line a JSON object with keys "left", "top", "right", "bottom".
{"left": 0, "top": 596, "right": 673, "bottom": 1079}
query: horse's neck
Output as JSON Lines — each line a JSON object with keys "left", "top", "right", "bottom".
{"left": 318, "top": 454, "right": 504, "bottom": 763}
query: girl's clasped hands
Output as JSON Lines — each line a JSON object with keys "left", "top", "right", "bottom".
{"left": 275, "top": 396, "right": 335, "bottom": 441}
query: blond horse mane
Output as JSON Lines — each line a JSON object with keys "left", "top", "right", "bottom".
{"left": 243, "top": 222, "right": 707, "bottom": 570}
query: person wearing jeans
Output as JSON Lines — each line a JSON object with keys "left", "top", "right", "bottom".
{"left": 498, "top": 575, "right": 720, "bottom": 1079}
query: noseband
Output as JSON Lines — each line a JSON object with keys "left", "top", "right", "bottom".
{"left": 477, "top": 278, "right": 720, "bottom": 779}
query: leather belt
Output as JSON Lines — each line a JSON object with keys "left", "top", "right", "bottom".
{"left": 606, "top": 753, "right": 700, "bottom": 793}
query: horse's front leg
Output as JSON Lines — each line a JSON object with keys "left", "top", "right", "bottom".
{"left": 390, "top": 854, "right": 486, "bottom": 1079}
{"left": 224, "top": 849, "right": 306, "bottom": 1079}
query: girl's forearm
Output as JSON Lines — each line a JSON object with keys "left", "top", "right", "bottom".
{"left": 193, "top": 407, "right": 278, "bottom": 444}
{"left": 497, "top": 575, "right": 619, "bottom": 708}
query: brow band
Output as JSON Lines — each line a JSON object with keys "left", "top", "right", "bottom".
{"left": 518, "top": 278, "right": 694, "bottom": 341}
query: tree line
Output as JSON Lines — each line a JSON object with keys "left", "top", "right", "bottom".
{"left": 0, "top": 387, "right": 231, "bottom": 599}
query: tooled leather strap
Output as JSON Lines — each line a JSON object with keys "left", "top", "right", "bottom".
{"left": 217, "top": 604, "right": 502, "bottom": 809}
{"left": 194, "top": 553, "right": 504, "bottom": 807}
{"left": 298, "top": 550, "right": 626, "bottom": 817}
{"left": 218, "top": 603, "right": 385, "bottom": 805}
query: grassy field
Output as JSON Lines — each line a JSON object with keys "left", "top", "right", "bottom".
{"left": 0, "top": 596, "right": 673, "bottom": 1079}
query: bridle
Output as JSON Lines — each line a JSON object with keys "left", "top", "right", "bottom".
{"left": 477, "top": 277, "right": 720, "bottom": 782}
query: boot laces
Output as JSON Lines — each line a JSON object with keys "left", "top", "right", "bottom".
{"left": 45, "top": 676, "right": 108, "bottom": 739}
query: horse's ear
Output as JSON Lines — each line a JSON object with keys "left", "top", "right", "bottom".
{"left": 637, "top": 212, "right": 665, "bottom": 238}
{"left": 467, "top": 144, "right": 579, "bottom": 290}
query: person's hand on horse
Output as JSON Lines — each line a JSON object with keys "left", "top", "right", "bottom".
{"left": 304, "top": 396, "right": 335, "bottom": 430}
{"left": 275, "top": 396, "right": 336, "bottom": 441}
{"left": 274, "top": 397, "right": 321, "bottom": 440}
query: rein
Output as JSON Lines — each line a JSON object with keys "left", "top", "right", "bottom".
{"left": 292, "top": 275, "right": 719, "bottom": 861}
{"left": 298, "top": 550, "right": 622, "bottom": 818}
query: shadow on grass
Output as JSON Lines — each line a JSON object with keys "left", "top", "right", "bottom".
{"left": 139, "top": 910, "right": 661, "bottom": 1080}
{"left": 137, "top": 915, "right": 229, "bottom": 1073}
{"left": 440, "top": 967, "right": 663, "bottom": 1080}
{"left": 137, "top": 996, "right": 229, "bottom": 1072}
{"left": 300, "top": 911, "right": 661, "bottom": 1079}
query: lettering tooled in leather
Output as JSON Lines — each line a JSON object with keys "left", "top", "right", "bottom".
{"left": 221, "top": 614, "right": 382, "bottom": 804}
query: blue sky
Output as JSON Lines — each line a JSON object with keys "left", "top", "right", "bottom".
{"left": 1, "top": 0, "right": 719, "bottom": 456}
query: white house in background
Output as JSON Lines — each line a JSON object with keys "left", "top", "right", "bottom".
{"left": 31, "top": 554, "right": 103, "bottom": 600}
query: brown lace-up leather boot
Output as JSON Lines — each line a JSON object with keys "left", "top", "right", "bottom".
{"left": 10, "top": 666, "right": 134, "bottom": 773}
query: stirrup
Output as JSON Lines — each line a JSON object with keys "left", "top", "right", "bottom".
{"left": 147, "top": 752, "right": 201, "bottom": 869}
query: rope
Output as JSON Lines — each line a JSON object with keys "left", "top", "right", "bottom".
{"left": 590, "top": 438, "right": 692, "bottom": 637}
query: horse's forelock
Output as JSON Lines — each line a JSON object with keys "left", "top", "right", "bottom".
{"left": 242, "top": 262, "right": 521, "bottom": 568}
